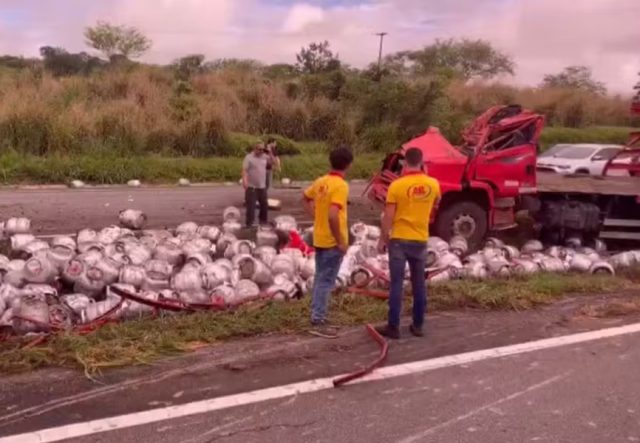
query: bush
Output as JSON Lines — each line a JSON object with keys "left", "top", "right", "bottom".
{"left": 221, "top": 132, "right": 302, "bottom": 156}
{"left": 358, "top": 124, "right": 399, "bottom": 152}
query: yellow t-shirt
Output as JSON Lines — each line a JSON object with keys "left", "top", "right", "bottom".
{"left": 304, "top": 173, "right": 349, "bottom": 248}
{"left": 387, "top": 172, "right": 441, "bottom": 242}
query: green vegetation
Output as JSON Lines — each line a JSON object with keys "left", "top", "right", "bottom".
{"left": 2, "top": 268, "right": 639, "bottom": 374}
{"left": 0, "top": 150, "right": 382, "bottom": 184}
{"left": 539, "top": 126, "right": 635, "bottom": 150}
{"left": 1, "top": 124, "right": 633, "bottom": 184}
{"left": 0, "top": 125, "right": 636, "bottom": 184}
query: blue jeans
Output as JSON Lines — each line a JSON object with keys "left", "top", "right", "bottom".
{"left": 388, "top": 240, "right": 427, "bottom": 329}
{"left": 311, "top": 247, "right": 344, "bottom": 323}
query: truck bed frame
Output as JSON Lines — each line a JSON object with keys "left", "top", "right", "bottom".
{"left": 537, "top": 172, "right": 640, "bottom": 197}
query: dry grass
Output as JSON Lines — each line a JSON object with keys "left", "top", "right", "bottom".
{"left": 0, "top": 66, "right": 636, "bottom": 162}
{"left": 447, "top": 80, "right": 638, "bottom": 128}
{"left": 2, "top": 268, "right": 639, "bottom": 375}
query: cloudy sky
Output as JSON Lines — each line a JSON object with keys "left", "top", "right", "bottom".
{"left": 0, "top": 0, "right": 638, "bottom": 93}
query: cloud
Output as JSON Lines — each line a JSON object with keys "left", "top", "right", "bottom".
{"left": 0, "top": 0, "right": 637, "bottom": 92}
{"left": 282, "top": 4, "right": 325, "bottom": 33}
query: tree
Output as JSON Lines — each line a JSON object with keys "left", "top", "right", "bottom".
{"left": 263, "top": 63, "right": 298, "bottom": 79}
{"left": 296, "top": 41, "right": 340, "bottom": 74}
{"left": 541, "top": 66, "right": 606, "bottom": 95}
{"left": 378, "top": 38, "right": 515, "bottom": 80}
{"left": 39, "top": 46, "right": 104, "bottom": 76}
{"left": 0, "top": 55, "right": 39, "bottom": 70}
{"left": 173, "top": 54, "right": 205, "bottom": 80}
{"left": 632, "top": 72, "right": 640, "bottom": 115}
{"left": 84, "top": 21, "right": 152, "bottom": 61}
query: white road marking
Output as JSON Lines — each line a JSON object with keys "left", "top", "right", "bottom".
{"left": 397, "top": 372, "right": 570, "bottom": 443}
{"left": 3, "top": 322, "right": 640, "bottom": 443}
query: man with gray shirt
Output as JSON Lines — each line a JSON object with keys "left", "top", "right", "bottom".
{"left": 242, "top": 143, "right": 269, "bottom": 227}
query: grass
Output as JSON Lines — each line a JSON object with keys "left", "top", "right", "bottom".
{"left": 1, "top": 124, "right": 636, "bottom": 185}
{"left": 539, "top": 126, "right": 636, "bottom": 151}
{"left": 0, "top": 151, "right": 383, "bottom": 185}
{"left": 2, "top": 268, "right": 639, "bottom": 375}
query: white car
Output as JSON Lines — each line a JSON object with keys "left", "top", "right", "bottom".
{"left": 536, "top": 143, "right": 623, "bottom": 175}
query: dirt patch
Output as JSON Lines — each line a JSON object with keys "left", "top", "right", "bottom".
{"left": 580, "top": 297, "right": 640, "bottom": 318}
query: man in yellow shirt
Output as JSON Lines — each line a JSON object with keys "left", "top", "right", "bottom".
{"left": 302, "top": 147, "right": 353, "bottom": 338}
{"left": 376, "top": 147, "right": 441, "bottom": 339}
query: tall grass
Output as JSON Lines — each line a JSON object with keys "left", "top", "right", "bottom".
{"left": 0, "top": 65, "right": 637, "bottom": 183}
{"left": 0, "top": 66, "right": 636, "bottom": 158}
{"left": 447, "top": 81, "right": 637, "bottom": 128}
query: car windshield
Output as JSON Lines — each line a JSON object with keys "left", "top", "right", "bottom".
{"left": 539, "top": 144, "right": 572, "bottom": 157}
{"left": 548, "top": 146, "right": 597, "bottom": 159}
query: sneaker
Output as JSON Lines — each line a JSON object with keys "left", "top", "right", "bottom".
{"left": 308, "top": 322, "right": 339, "bottom": 339}
{"left": 409, "top": 324, "right": 424, "bottom": 337}
{"left": 375, "top": 324, "right": 400, "bottom": 340}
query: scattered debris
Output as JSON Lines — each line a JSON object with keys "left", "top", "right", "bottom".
{"left": 1, "top": 211, "right": 639, "bottom": 339}
{"left": 119, "top": 209, "right": 147, "bottom": 230}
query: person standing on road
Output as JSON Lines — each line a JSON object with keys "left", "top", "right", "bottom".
{"left": 376, "top": 147, "right": 441, "bottom": 339}
{"left": 302, "top": 146, "right": 354, "bottom": 338}
{"left": 242, "top": 143, "right": 269, "bottom": 228}
{"left": 265, "top": 137, "right": 281, "bottom": 189}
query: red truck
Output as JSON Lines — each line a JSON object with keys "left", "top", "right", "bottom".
{"left": 365, "top": 104, "right": 640, "bottom": 248}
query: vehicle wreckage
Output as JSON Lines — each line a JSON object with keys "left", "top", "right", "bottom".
{"left": 365, "top": 104, "right": 640, "bottom": 248}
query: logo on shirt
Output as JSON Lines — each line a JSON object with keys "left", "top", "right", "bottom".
{"left": 316, "top": 184, "right": 329, "bottom": 197}
{"left": 406, "top": 184, "right": 432, "bottom": 201}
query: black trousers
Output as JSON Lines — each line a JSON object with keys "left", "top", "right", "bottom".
{"left": 245, "top": 187, "right": 268, "bottom": 226}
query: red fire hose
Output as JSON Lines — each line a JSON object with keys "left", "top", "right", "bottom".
{"left": 332, "top": 324, "right": 388, "bottom": 387}
{"left": 346, "top": 286, "right": 389, "bottom": 299}
{"left": 108, "top": 286, "right": 228, "bottom": 312}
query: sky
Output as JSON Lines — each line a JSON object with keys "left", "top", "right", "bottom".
{"left": 0, "top": 0, "right": 638, "bottom": 93}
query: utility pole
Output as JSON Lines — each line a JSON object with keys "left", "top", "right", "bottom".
{"left": 375, "top": 32, "right": 387, "bottom": 69}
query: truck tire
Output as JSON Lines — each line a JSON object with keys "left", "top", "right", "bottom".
{"left": 433, "top": 201, "right": 488, "bottom": 248}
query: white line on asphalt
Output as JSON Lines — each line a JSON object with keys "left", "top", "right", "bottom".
{"left": 3, "top": 321, "right": 640, "bottom": 443}
{"left": 397, "top": 372, "right": 571, "bottom": 443}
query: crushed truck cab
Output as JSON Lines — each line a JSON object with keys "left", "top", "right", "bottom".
{"left": 365, "top": 105, "right": 640, "bottom": 247}
{"left": 366, "top": 105, "right": 543, "bottom": 247}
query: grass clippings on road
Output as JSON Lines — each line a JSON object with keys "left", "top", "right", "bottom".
{"left": 2, "top": 268, "right": 640, "bottom": 375}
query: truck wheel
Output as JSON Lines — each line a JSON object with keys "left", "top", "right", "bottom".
{"left": 433, "top": 201, "right": 488, "bottom": 248}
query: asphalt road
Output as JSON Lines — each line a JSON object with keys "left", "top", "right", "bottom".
{"left": 0, "top": 183, "right": 373, "bottom": 236}
{"left": 2, "top": 293, "right": 640, "bottom": 443}
{"left": 66, "top": 331, "right": 640, "bottom": 443}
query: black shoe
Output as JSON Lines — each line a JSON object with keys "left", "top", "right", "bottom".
{"left": 375, "top": 324, "right": 400, "bottom": 340}
{"left": 308, "top": 322, "right": 339, "bottom": 339}
{"left": 409, "top": 324, "right": 424, "bottom": 337}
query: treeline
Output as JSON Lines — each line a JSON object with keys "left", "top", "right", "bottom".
{"left": 0, "top": 22, "right": 637, "bottom": 158}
